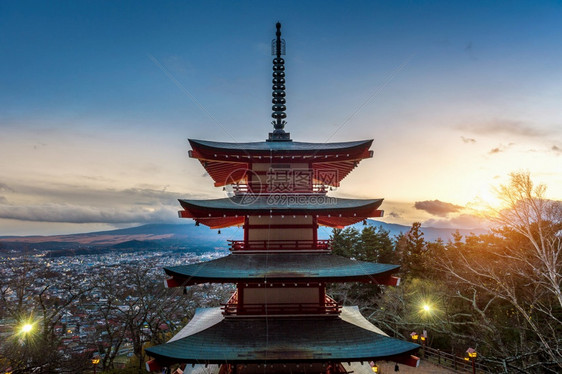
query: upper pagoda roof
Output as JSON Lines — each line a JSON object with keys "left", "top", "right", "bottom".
{"left": 179, "top": 196, "right": 382, "bottom": 213}
{"left": 188, "top": 139, "right": 374, "bottom": 187}
{"left": 189, "top": 138, "right": 373, "bottom": 154}
{"left": 178, "top": 196, "right": 383, "bottom": 228}
{"left": 145, "top": 306, "right": 419, "bottom": 365}
{"left": 164, "top": 253, "right": 399, "bottom": 285}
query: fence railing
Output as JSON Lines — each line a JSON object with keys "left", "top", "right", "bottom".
{"left": 423, "top": 346, "right": 495, "bottom": 373}
{"left": 229, "top": 183, "right": 330, "bottom": 194}
{"left": 228, "top": 239, "right": 332, "bottom": 251}
{"left": 222, "top": 294, "right": 341, "bottom": 316}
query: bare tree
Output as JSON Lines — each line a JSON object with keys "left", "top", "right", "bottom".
{"left": 0, "top": 260, "right": 91, "bottom": 373}
{"left": 437, "top": 172, "right": 562, "bottom": 372}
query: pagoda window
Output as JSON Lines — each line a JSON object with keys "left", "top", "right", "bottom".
{"left": 243, "top": 287, "right": 320, "bottom": 305}
{"left": 246, "top": 216, "right": 314, "bottom": 243}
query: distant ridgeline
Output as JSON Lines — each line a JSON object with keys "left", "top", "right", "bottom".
{"left": 0, "top": 222, "right": 485, "bottom": 257}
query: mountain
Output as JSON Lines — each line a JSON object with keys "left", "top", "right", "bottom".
{"left": 0, "top": 221, "right": 487, "bottom": 255}
{"left": 0, "top": 223, "right": 242, "bottom": 255}
{"left": 359, "top": 221, "right": 487, "bottom": 242}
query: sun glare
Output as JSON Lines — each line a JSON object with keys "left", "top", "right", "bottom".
{"left": 21, "top": 323, "right": 33, "bottom": 333}
{"left": 468, "top": 183, "right": 507, "bottom": 217}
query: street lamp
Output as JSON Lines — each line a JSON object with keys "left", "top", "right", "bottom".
{"left": 369, "top": 361, "right": 379, "bottom": 373}
{"left": 17, "top": 320, "right": 35, "bottom": 370}
{"left": 419, "top": 303, "right": 432, "bottom": 350}
{"left": 21, "top": 324, "right": 33, "bottom": 334}
{"left": 466, "top": 348, "right": 477, "bottom": 374}
{"left": 91, "top": 356, "right": 100, "bottom": 374}
{"left": 410, "top": 331, "right": 419, "bottom": 342}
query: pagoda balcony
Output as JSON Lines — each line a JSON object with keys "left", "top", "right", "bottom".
{"left": 218, "top": 363, "right": 350, "bottom": 374}
{"left": 228, "top": 183, "right": 331, "bottom": 195}
{"left": 228, "top": 239, "right": 332, "bottom": 252}
{"left": 222, "top": 291, "right": 341, "bottom": 316}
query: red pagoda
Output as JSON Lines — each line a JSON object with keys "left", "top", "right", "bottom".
{"left": 146, "top": 23, "right": 419, "bottom": 374}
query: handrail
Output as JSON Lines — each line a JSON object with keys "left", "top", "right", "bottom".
{"left": 222, "top": 295, "right": 341, "bottom": 316}
{"left": 225, "top": 290, "right": 238, "bottom": 305}
{"left": 423, "top": 346, "right": 495, "bottom": 373}
{"left": 229, "top": 183, "right": 329, "bottom": 194}
{"left": 228, "top": 239, "right": 332, "bottom": 251}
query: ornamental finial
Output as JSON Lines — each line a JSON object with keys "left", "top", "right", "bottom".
{"left": 268, "top": 22, "right": 291, "bottom": 142}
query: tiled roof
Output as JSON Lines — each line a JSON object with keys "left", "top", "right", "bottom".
{"left": 146, "top": 307, "right": 419, "bottom": 364}
{"left": 165, "top": 253, "right": 399, "bottom": 283}
{"left": 178, "top": 196, "right": 383, "bottom": 212}
{"left": 189, "top": 139, "right": 373, "bottom": 152}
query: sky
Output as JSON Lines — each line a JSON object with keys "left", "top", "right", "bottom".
{"left": 1, "top": 1, "right": 561, "bottom": 236}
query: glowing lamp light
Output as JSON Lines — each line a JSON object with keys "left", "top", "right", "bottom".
{"left": 91, "top": 357, "right": 100, "bottom": 365}
{"left": 467, "top": 347, "right": 477, "bottom": 358}
{"left": 410, "top": 331, "right": 419, "bottom": 341}
{"left": 21, "top": 323, "right": 33, "bottom": 334}
{"left": 369, "top": 361, "right": 379, "bottom": 373}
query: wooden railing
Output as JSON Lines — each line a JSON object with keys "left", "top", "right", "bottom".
{"left": 228, "top": 239, "right": 332, "bottom": 251}
{"left": 229, "top": 183, "right": 330, "bottom": 194}
{"left": 423, "top": 346, "right": 495, "bottom": 373}
{"left": 222, "top": 294, "right": 341, "bottom": 316}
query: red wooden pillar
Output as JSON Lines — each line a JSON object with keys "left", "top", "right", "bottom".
{"left": 243, "top": 216, "right": 249, "bottom": 248}
{"left": 319, "top": 283, "right": 326, "bottom": 311}
{"left": 237, "top": 283, "right": 245, "bottom": 315}
{"left": 312, "top": 216, "right": 318, "bottom": 248}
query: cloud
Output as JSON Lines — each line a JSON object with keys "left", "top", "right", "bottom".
{"left": 387, "top": 212, "right": 402, "bottom": 218}
{"left": 0, "top": 183, "right": 14, "bottom": 192}
{"left": 414, "top": 200, "right": 463, "bottom": 217}
{"left": 424, "top": 213, "right": 490, "bottom": 230}
{"left": 33, "top": 142, "right": 47, "bottom": 150}
{"left": 0, "top": 203, "right": 179, "bottom": 224}
{"left": 553, "top": 145, "right": 561, "bottom": 155}
{"left": 461, "top": 136, "right": 476, "bottom": 143}
{"left": 488, "top": 143, "right": 515, "bottom": 155}
{"left": 459, "top": 119, "right": 551, "bottom": 138}
{"left": 13, "top": 183, "right": 185, "bottom": 207}
{"left": 0, "top": 182, "right": 202, "bottom": 225}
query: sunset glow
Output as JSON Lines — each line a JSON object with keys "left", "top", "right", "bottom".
{"left": 1, "top": 1, "right": 561, "bottom": 236}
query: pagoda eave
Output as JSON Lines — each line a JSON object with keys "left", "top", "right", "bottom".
{"left": 163, "top": 253, "right": 400, "bottom": 287}
{"left": 165, "top": 273, "right": 400, "bottom": 287}
{"left": 178, "top": 197, "right": 383, "bottom": 228}
{"left": 189, "top": 139, "right": 374, "bottom": 187}
{"left": 189, "top": 138, "right": 374, "bottom": 156}
{"left": 145, "top": 307, "right": 420, "bottom": 367}
{"left": 148, "top": 353, "right": 420, "bottom": 367}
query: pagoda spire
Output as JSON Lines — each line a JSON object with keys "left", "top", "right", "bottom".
{"left": 268, "top": 22, "right": 291, "bottom": 142}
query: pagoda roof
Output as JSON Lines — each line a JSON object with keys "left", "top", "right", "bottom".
{"left": 189, "top": 138, "right": 373, "bottom": 153}
{"left": 145, "top": 306, "right": 419, "bottom": 365}
{"left": 178, "top": 196, "right": 383, "bottom": 228}
{"left": 164, "top": 253, "right": 399, "bottom": 285}
{"left": 188, "top": 139, "right": 374, "bottom": 187}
